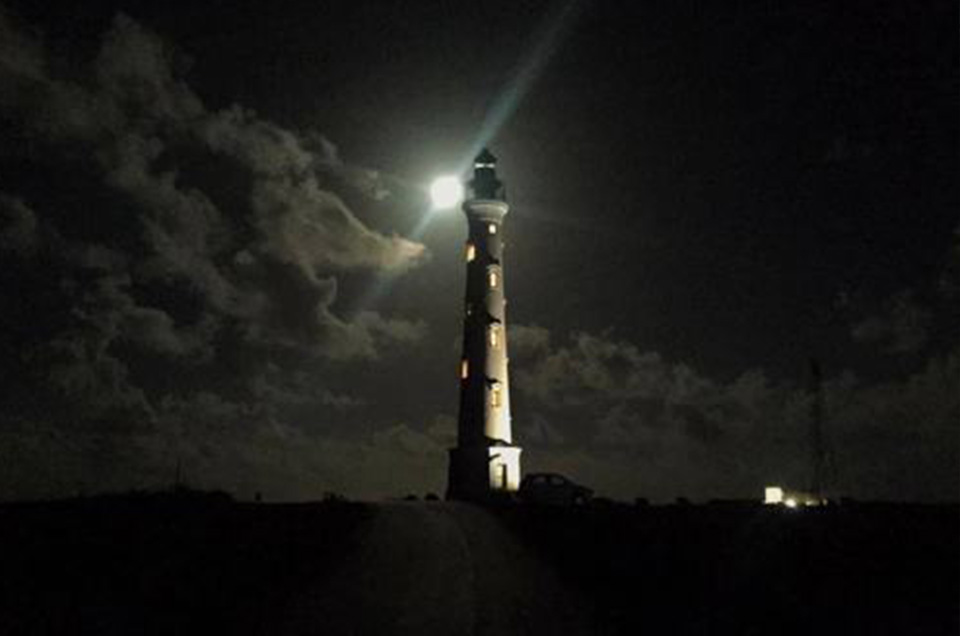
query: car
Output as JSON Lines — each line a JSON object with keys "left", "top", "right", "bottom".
{"left": 518, "top": 473, "right": 593, "bottom": 506}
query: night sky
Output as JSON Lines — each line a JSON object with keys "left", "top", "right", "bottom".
{"left": 0, "top": 0, "right": 956, "bottom": 502}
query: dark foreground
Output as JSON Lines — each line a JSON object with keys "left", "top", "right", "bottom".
{"left": 0, "top": 494, "right": 956, "bottom": 635}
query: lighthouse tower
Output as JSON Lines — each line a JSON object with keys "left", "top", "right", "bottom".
{"left": 447, "top": 149, "right": 522, "bottom": 501}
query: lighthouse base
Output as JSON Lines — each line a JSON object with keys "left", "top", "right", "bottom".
{"left": 446, "top": 445, "right": 522, "bottom": 501}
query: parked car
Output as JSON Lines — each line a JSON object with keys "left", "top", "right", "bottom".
{"left": 518, "top": 473, "right": 593, "bottom": 506}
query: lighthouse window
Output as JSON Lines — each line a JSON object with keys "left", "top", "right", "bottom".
{"left": 491, "top": 384, "right": 502, "bottom": 408}
{"left": 465, "top": 243, "right": 476, "bottom": 262}
{"left": 488, "top": 223, "right": 497, "bottom": 235}
{"left": 489, "top": 325, "right": 500, "bottom": 348}
{"left": 488, "top": 270, "right": 499, "bottom": 289}
{"left": 460, "top": 358, "right": 469, "bottom": 380}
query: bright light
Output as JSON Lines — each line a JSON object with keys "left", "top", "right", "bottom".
{"left": 430, "top": 176, "right": 463, "bottom": 209}
{"left": 784, "top": 498, "right": 798, "bottom": 509}
{"left": 764, "top": 486, "right": 784, "bottom": 505}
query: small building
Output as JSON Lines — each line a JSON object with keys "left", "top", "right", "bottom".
{"left": 764, "top": 486, "right": 825, "bottom": 508}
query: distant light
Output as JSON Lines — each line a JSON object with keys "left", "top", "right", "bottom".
{"left": 784, "top": 498, "right": 798, "bottom": 509}
{"left": 764, "top": 486, "right": 784, "bottom": 505}
{"left": 430, "top": 176, "right": 463, "bottom": 209}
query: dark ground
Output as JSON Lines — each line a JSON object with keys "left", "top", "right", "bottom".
{"left": 501, "top": 501, "right": 959, "bottom": 636}
{"left": 0, "top": 494, "right": 956, "bottom": 635}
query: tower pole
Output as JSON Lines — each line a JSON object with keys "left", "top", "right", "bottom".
{"left": 809, "top": 358, "right": 826, "bottom": 499}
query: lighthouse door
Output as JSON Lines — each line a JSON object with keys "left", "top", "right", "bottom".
{"left": 498, "top": 464, "right": 508, "bottom": 490}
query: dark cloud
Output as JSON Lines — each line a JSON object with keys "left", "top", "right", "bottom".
{"left": 250, "top": 178, "right": 425, "bottom": 275}
{"left": 825, "top": 352, "right": 960, "bottom": 500}
{"left": 372, "top": 423, "right": 444, "bottom": 457}
{"left": 512, "top": 330, "right": 715, "bottom": 406}
{"left": 0, "top": 9, "right": 425, "bottom": 335}
{"left": 0, "top": 194, "right": 38, "bottom": 255}
{"left": 852, "top": 289, "right": 931, "bottom": 354}
{"left": 823, "top": 134, "right": 875, "bottom": 164}
{"left": 509, "top": 325, "right": 958, "bottom": 502}
{"left": 523, "top": 413, "right": 567, "bottom": 446}
{"left": 0, "top": 9, "right": 432, "bottom": 500}
{"left": 249, "top": 367, "right": 364, "bottom": 411}
{"left": 508, "top": 323, "right": 551, "bottom": 358}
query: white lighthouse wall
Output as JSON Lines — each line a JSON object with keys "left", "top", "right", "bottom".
{"left": 450, "top": 191, "right": 523, "bottom": 500}
{"left": 463, "top": 200, "right": 514, "bottom": 448}
{"left": 482, "top": 264, "right": 512, "bottom": 444}
{"left": 488, "top": 447, "right": 522, "bottom": 492}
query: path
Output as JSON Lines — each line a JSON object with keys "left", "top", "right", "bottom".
{"left": 280, "top": 502, "right": 592, "bottom": 636}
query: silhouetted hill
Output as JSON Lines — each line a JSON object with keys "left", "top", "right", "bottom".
{"left": 0, "top": 499, "right": 956, "bottom": 635}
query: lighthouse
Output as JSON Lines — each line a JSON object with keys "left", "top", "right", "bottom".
{"left": 447, "top": 149, "right": 522, "bottom": 501}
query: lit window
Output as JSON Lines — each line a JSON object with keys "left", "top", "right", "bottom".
{"left": 460, "top": 359, "right": 469, "bottom": 380}
{"left": 489, "top": 325, "right": 500, "bottom": 348}
{"left": 488, "top": 223, "right": 497, "bottom": 235}
{"left": 491, "top": 383, "right": 501, "bottom": 407}
{"left": 465, "top": 242, "right": 476, "bottom": 262}
{"left": 489, "top": 270, "right": 499, "bottom": 288}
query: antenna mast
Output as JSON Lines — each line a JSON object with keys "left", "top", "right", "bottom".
{"left": 808, "top": 358, "right": 827, "bottom": 498}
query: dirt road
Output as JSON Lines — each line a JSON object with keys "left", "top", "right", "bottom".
{"left": 280, "top": 502, "right": 592, "bottom": 636}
